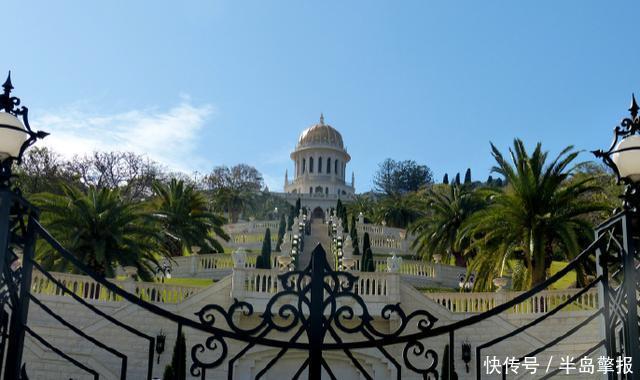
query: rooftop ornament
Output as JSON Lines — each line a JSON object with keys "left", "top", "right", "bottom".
{"left": 0, "top": 72, "right": 49, "bottom": 187}
{"left": 593, "top": 94, "right": 640, "bottom": 211}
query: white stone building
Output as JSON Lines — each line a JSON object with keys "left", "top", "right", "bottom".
{"left": 280, "top": 115, "right": 355, "bottom": 219}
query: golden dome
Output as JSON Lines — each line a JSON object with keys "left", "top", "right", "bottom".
{"left": 297, "top": 114, "right": 344, "bottom": 149}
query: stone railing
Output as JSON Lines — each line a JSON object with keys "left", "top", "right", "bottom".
{"left": 349, "top": 258, "right": 436, "bottom": 278}
{"left": 30, "top": 271, "right": 204, "bottom": 304}
{"left": 355, "top": 222, "right": 416, "bottom": 255}
{"left": 272, "top": 192, "right": 355, "bottom": 201}
{"left": 231, "top": 268, "right": 400, "bottom": 303}
{"left": 426, "top": 288, "right": 599, "bottom": 314}
{"left": 171, "top": 253, "right": 280, "bottom": 278}
{"left": 224, "top": 220, "right": 281, "bottom": 234}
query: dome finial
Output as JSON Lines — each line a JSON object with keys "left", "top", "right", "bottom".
{"left": 319, "top": 113, "right": 325, "bottom": 125}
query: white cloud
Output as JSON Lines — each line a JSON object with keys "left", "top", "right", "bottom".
{"left": 32, "top": 100, "right": 215, "bottom": 173}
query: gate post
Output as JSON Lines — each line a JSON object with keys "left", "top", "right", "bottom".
{"left": 0, "top": 190, "right": 12, "bottom": 296}
{"left": 308, "top": 245, "right": 325, "bottom": 380}
{"left": 621, "top": 214, "right": 640, "bottom": 378}
{"left": 4, "top": 210, "right": 37, "bottom": 380}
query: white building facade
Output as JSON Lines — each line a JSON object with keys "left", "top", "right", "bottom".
{"left": 281, "top": 115, "right": 355, "bottom": 218}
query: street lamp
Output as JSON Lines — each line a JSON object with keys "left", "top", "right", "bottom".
{"left": 0, "top": 72, "right": 48, "bottom": 380}
{"left": 593, "top": 94, "right": 640, "bottom": 371}
{"left": 593, "top": 94, "right": 640, "bottom": 211}
{"left": 0, "top": 72, "right": 48, "bottom": 186}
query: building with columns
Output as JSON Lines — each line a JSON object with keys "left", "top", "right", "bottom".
{"left": 280, "top": 115, "right": 355, "bottom": 219}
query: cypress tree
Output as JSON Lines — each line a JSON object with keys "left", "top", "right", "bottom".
{"left": 362, "top": 232, "right": 371, "bottom": 256}
{"left": 352, "top": 228, "right": 360, "bottom": 256}
{"left": 442, "top": 173, "right": 449, "bottom": 185}
{"left": 255, "top": 255, "right": 264, "bottom": 269}
{"left": 336, "top": 199, "right": 343, "bottom": 217}
{"left": 362, "top": 232, "right": 371, "bottom": 267}
{"left": 260, "top": 228, "right": 272, "bottom": 269}
{"left": 487, "top": 175, "right": 493, "bottom": 185}
{"left": 440, "top": 344, "right": 457, "bottom": 380}
{"left": 350, "top": 215, "right": 357, "bottom": 240}
{"left": 343, "top": 209, "right": 349, "bottom": 234}
{"left": 276, "top": 214, "right": 286, "bottom": 252}
{"left": 363, "top": 248, "right": 375, "bottom": 272}
{"left": 287, "top": 205, "right": 295, "bottom": 231}
{"left": 295, "top": 198, "right": 301, "bottom": 216}
{"left": 163, "top": 332, "right": 186, "bottom": 380}
{"left": 464, "top": 168, "right": 472, "bottom": 184}
{"left": 454, "top": 173, "right": 461, "bottom": 185}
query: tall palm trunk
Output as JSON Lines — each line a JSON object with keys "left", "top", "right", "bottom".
{"left": 530, "top": 231, "right": 547, "bottom": 287}
{"left": 452, "top": 250, "right": 466, "bottom": 267}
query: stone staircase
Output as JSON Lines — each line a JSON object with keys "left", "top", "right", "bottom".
{"left": 297, "top": 218, "right": 334, "bottom": 269}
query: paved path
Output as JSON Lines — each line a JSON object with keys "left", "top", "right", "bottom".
{"left": 297, "top": 218, "right": 334, "bottom": 269}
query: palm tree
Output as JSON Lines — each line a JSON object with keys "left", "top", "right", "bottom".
{"left": 461, "top": 139, "right": 607, "bottom": 289}
{"left": 152, "top": 179, "right": 229, "bottom": 256}
{"left": 376, "top": 192, "right": 425, "bottom": 228}
{"left": 35, "top": 184, "right": 162, "bottom": 279}
{"left": 346, "top": 194, "right": 376, "bottom": 222}
{"left": 410, "top": 183, "right": 483, "bottom": 266}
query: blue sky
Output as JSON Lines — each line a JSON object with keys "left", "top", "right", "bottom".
{"left": 4, "top": 1, "right": 640, "bottom": 191}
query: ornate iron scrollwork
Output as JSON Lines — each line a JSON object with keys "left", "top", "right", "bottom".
{"left": 190, "top": 244, "right": 439, "bottom": 378}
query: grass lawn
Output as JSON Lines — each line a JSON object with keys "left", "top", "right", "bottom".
{"left": 548, "top": 261, "right": 576, "bottom": 290}
{"left": 163, "top": 277, "right": 214, "bottom": 287}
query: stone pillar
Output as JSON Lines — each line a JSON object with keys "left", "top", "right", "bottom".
{"left": 190, "top": 255, "right": 198, "bottom": 276}
{"left": 122, "top": 266, "right": 137, "bottom": 294}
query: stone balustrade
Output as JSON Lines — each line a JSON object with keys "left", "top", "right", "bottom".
{"left": 30, "top": 270, "right": 204, "bottom": 304}
{"left": 426, "top": 288, "right": 599, "bottom": 314}
{"left": 171, "top": 253, "right": 280, "bottom": 278}
{"left": 230, "top": 267, "right": 400, "bottom": 304}
{"left": 349, "top": 257, "right": 436, "bottom": 277}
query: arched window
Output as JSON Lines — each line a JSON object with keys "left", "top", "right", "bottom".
{"left": 315, "top": 186, "right": 323, "bottom": 194}
{"left": 309, "top": 187, "right": 313, "bottom": 194}
{"left": 302, "top": 158, "right": 306, "bottom": 174}
{"left": 318, "top": 157, "right": 322, "bottom": 173}
{"left": 309, "top": 157, "right": 314, "bottom": 173}
{"left": 327, "top": 158, "right": 331, "bottom": 174}
{"left": 325, "top": 187, "right": 328, "bottom": 194}
{"left": 335, "top": 159, "right": 338, "bottom": 175}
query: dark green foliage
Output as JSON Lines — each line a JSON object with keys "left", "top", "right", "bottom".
{"left": 35, "top": 184, "right": 163, "bottom": 280}
{"left": 295, "top": 198, "right": 301, "bottom": 216}
{"left": 411, "top": 183, "right": 483, "bottom": 267}
{"left": 440, "top": 344, "right": 457, "bottom": 380}
{"left": 163, "top": 332, "right": 186, "bottom": 380}
{"left": 361, "top": 232, "right": 372, "bottom": 268}
{"left": 255, "top": 255, "right": 264, "bottom": 269}
{"left": 362, "top": 232, "right": 371, "bottom": 255}
{"left": 152, "top": 179, "right": 229, "bottom": 256}
{"left": 287, "top": 205, "right": 295, "bottom": 231}
{"left": 442, "top": 173, "right": 449, "bottom": 185}
{"left": 373, "top": 158, "right": 434, "bottom": 195}
{"left": 362, "top": 248, "right": 375, "bottom": 272}
{"left": 260, "top": 228, "right": 272, "bottom": 269}
{"left": 454, "top": 173, "right": 461, "bottom": 185}
{"left": 203, "top": 164, "right": 264, "bottom": 222}
{"left": 162, "top": 365, "right": 174, "bottom": 380}
{"left": 464, "top": 168, "right": 472, "bottom": 184}
{"left": 486, "top": 175, "right": 493, "bottom": 185}
{"left": 350, "top": 215, "right": 360, "bottom": 255}
{"left": 276, "top": 214, "right": 286, "bottom": 252}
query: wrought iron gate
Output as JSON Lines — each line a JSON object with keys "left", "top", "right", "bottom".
{"left": 0, "top": 187, "right": 638, "bottom": 379}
